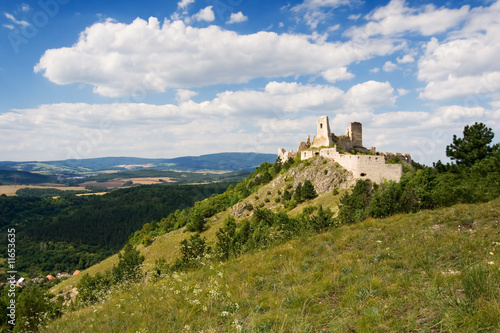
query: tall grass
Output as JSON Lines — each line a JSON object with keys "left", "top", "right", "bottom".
{"left": 43, "top": 198, "right": 500, "bottom": 332}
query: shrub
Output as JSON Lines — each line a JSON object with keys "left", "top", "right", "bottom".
{"left": 173, "top": 233, "right": 211, "bottom": 270}
{"left": 337, "top": 179, "right": 373, "bottom": 224}
{"left": 77, "top": 273, "right": 113, "bottom": 305}
{"left": 215, "top": 216, "right": 237, "bottom": 260}
{"left": 112, "top": 243, "right": 145, "bottom": 283}
{"left": 293, "top": 183, "right": 303, "bottom": 203}
{"left": 15, "top": 285, "right": 61, "bottom": 332}
{"left": 368, "top": 181, "right": 402, "bottom": 218}
{"left": 302, "top": 180, "right": 317, "bottom": 200}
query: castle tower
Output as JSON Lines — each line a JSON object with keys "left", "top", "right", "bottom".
{"left": 347, "top": 122, "right": 362, "bottom": 148}
{"left": 311, "top": 116, "right": 333, "bottom": 147}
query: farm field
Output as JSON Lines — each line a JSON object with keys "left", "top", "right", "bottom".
{"left": 79, "top": 177, "right": 176, "bottom": 188}
{"left": 0, "top": 184, "right": 87, "bottom": 196}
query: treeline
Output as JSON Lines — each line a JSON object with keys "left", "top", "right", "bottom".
{"left": 0, "top": 183, "right": 232, "bottom": 277}
{"left": 338, "top": 122, "right": 500, "bottom": 223}
{"left": 15, "top": 187, "right": 88, "bottom": 197}
{"left": 0, "top": 170, "right": 55, "bottom": 185}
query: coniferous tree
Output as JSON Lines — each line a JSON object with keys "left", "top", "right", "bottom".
{"left": 446, "top": 122, "right": 495, "bottom": 167}
{"left": 293, "top": 183, "right": 303, "bottom": 203}
{"left": 302, "top": 180, "right": 317, "bottom": 200}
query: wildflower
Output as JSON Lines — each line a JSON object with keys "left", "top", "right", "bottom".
{"left": 376, "top": 240, "right": 382, "bottom": 243}
{"left": 203, "top": 306, "right": 208, "bottom": 312}
{"left": 218, "top": 271, "right": 223, "bottom": 278}
{"left": 174, "top": 290, "right": 180, "bottom": 294}
{"left": 220, "top": 311, "right": 229, "bottom": 317}
{"left": 233, "top": 319, "right": 243, "bottom": 332}
{"left": 488, "top": 261, "right": 495, "bottom": 265}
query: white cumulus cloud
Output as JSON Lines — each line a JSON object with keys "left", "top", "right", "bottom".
{"left": 383, "top": 61, "right": 398, "bottom": 72}
{"left": 227, "top": 12, "right": 248, "bottom": 24}
{"left": 321, "top": 67, "right": 354, "bottom": 83}
{"left": 397, "top": 54, "right": 414, "bottom": 64}
{"left": 177, "top": 0, "right": 195, "bottom": 10}
{"left": 418, "top": 1, "right": 500, "bottom": 100}
{"left": 193, "top": 6, "right": 215, "bottom": 22}
{"left": 345, "top": 0, "right": 469, "bottom": 39}
{"left": 346, "top": 80, "right": 396, "bottom": 109}
{"left": 34, "top": 17, "right": 402, "bottom": 97}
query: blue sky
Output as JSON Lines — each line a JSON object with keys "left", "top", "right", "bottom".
{"left": 1, "top": 0, "right": 499, "bottom": 164}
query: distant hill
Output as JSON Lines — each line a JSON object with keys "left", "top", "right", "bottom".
{"left": 0, "top": 170, "right": 55, "bottom": 185}
{"left": 0, "top": 152, "right": 277, "bottom": 174}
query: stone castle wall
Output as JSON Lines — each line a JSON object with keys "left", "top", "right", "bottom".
{"left": 305, "top": 147, "right": 402, "bottom": 183}
{"left": 347, "top": 122, "right": 362, "bottom": 148}
{"left": 278, "top": 148, "right": 296, "bottom": 162}
{"left": 280, "top": 116, "right": 409, "bottom": 183}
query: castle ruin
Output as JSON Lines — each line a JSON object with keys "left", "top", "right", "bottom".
{"left": 278, "top": 116, "right": 411, "bottom": 183}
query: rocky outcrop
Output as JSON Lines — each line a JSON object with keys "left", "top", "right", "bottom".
{"left": 270, "top": 157, "right": 354, "bottom": 194}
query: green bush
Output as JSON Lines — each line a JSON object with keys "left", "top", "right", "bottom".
{"left": 112, "top": 244, "right": 144, "bottom": 283}
{"left": 337, "top": 180, "right": 373, "bottom": 224}
{"left": 77, "top": 272, "right": 113, "bottom": 306}
{"left": 14, "top": 285, "right": 62, "bottom": 332}
{"left": 172, "top": 233, "right": 211, "bottom": 270}
{"left": 185, "top": 211, "right": 206, "bottom": 233}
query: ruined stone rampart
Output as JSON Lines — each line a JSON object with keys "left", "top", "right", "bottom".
{"left": 316, "top": 147, "right": 402, "bottom": 183}
{"left": 279, "top": 116, "right": 410, "bottom": 183}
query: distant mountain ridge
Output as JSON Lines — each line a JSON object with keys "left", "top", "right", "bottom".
{"left": 0, "top": 152, "right": 277, "bottom": 174}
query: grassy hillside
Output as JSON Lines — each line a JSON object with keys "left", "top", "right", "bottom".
{"left": 45, "top": 198, "right": 500, "bottom": 332}
{"left": 50, "top": 158, "right": 350, "bottom": 294}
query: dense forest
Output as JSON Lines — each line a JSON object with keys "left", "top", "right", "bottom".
{"left": 0, "top": 182, "right": 234, "bottom": 278}
{"left": 0, "top": 170, "right": 55, "bottom": 185}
